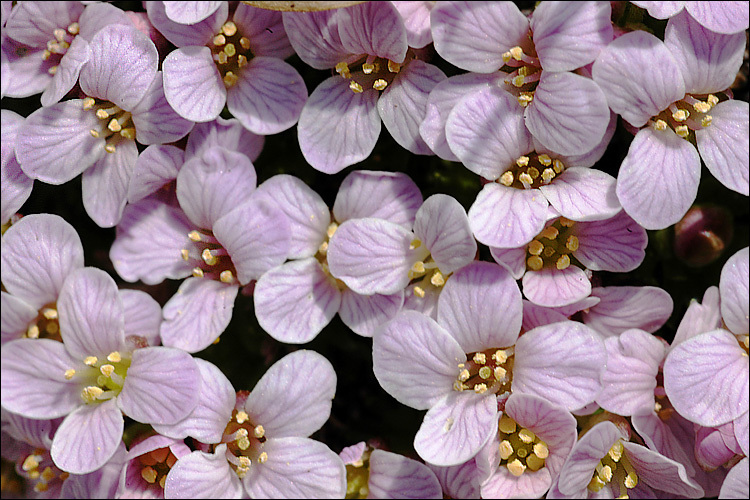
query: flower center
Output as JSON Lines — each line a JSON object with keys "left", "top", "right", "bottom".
{"left": 738, "top": 334, "right": 749, "bottom": 356}
{"left": 406, "top": 238, "right": 451, "bottom": 298}
{"left": 24, "top": 303, "right": 61, "bottom": 342}
{"left": 453, "top": 347, "right": 515, "bottom": 395}
{"left": 526, "top": 217, "right": 579, "bottom": 272}
{"left": 500, "top": 44, "right": 542, "bottom": 107}
{"left": 222, "top": 409, "right": 268, "bottom": 479}
{"left": 83, "top": 97, "right": 136, "bottom": 154}
{"left": 316, "top": 221, "right": 347, "bottom": 290}
{"left": 653, "top": 372, "right": 676, "bottom": 421}
{"left": 211, "top": 21, "right": 252, "bottom": 88}
{"left": 181, "top": 229, "right": 238, "bottom": 285}
{"left": 41, "top": 21, "right": 79, "bottom": 76}
{"left": 649, "top": 93, "right": 722, "bottom": 140}
{"left": 138, "top": 446, "right": 179, "bottom": 490}
{"left": 496, "top": 413, "right": 549, "bottom": 477}
{"left": 336, "top": 50, "right": 412, "bottom": 94}
{"left": 499, "top": 153, "right": 566, "bottom": 190}
{"left": 587, "top": 440, "right": 639, "bottom": 497}
{"left": 344, "top": 447, "right": 372, "bottom": 499}
{"left": 20, "top": 449, "right": 68, "bottom": 493}
{"left": 65, "top": 351, "right": 132, "bottom": 405}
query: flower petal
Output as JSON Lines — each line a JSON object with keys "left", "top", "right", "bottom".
{"left": 282, "top": 10, "right": 347, "bottom": 69}
{"left": 720, "top": 247, "right": 749, "bottom": 336}
{"left": 0, "top": 292, "right": 37, "bottom": 344}
{"left": 120, "top": 289, "right": 162, "bottom": 347}
{"left": 146, "top": 0, "right": 227, "bottom": 48}
{"left": 522, "top": 266, "right": 592, "bottom": 308}
{"left": 232, "top": 4, "right": 294, "bottom": 59}
{"left": 0, "top": 110, "right": 33, "bottom": 223}
{"left": 489, "top": 246, "right": 527, "bottom": 280}
{"left": 684, "top": 1, "right": 749, "bottom": 35}
{"left": 185, "top": 117, "right": 264, "bottom": 163}
{"left": 338, "top": 2, "right": 407, "bottom": 62}
{"left": 583, "top": 286, "right": 674, "bottom": 336}
{"left": 339, "top": 288, "right": 404, "bottom": 337}
{"left": 164, "top": 446, "right": 243, "bottom": 500}
{"left": 720, "top": 457, "right": 749, "bottom": 499}
{"left": 81, "top": 138, "right": 138, "bottom": 228}
{"left": 368, "top": 449, "right": 442, "bottom": 499}
{"left": 127, "top": 144, "right": 184, "bottom": 204}
{"left": 164, "top": 1, "right": 223, "bottom": 25}
{"left": 413, "top": 194, "right": 476, "bottom": 274}
{"left": 538, "top": 167, "right": 620, "bottom": 222}
{"left": 129, "top": 71, "right": 194, "bottom": 146}
{"left": 622, "top": 441, "right": 705, "bottom": 497}
{"left": 573, "top": 210, "right": 648, "bottom": 272}
{"left": 40, "top": 35, "right": 89, "bottom": 107}
{"left": 162, "top": 46, "right": 225, "bottom": 122}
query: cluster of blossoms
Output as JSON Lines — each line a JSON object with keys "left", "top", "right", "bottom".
{"left": 1, "top": 1, "right": 748, "bottom": 499}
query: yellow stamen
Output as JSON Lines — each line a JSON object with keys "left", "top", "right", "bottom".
{"left": 239, "top": 37, "right": 251, "bottom": 50}
{"left": 349, "top": 81, "right": 364, "bottom": 93}
{"left": 653, "top": 119, "right": 668, "bottom": 131}
{"left": 527, "top": 255, "right": 543, "bottom": 271}
{"left": 500, "top": 171, "right": 514, "bottom": 186}
{"left": 537, "top": 154, "right": 552, "bottom": 166}
{"left": 223, "top": 72, "right": 238, "bottom": 87}
{"left": 222, "top": 21, "right": 237, "bottom": 37}
{"left": 528, "top": 240, "right": 544, "bottom": 255}
{"left": 220, "top": 270, "right": 234, "bottom": 283}
{"left": 387, "top": 60, "right": 400, "bottom": 73}
{"left": 556, "top": 254, "right": 571, "bottom": 270}
{"left": 507, "top": 459, "right": 526, "bottom": 476}
{"left": 373, "top": 79, "right": 388, "bottom": 91}
{"left": 498, "top": 415, "right": 516, "bottom": 434}
{"left": 540, "top": 226, "right": 559, "bottom": 240}
{"left": 362, "top": 62, "right": 375, "bottom": 74}
{"left": 516, "top": 156, "right": 529, "bottom": 167}
{"left": 213, "top": 34, "right": 226, "bottom": 46}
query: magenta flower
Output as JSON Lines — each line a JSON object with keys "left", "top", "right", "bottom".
{"left": 372, "top": 261, "right": 605, "bottom": 466}
{"left": 148, "top": 1, "right": 307, "bottom": 135}
{"left": 14, "top": 23, "right": 194, "bottom": 227}
{"left": 110, "top": 146, "right": 290, "bottom": 353}
{"left": 631, "top": 1, "right": 749, "bottom": 34}
{"left": 490, "top": 212, "right": 648, "bottom": 307}
{"left": 158, "top": 352, "right": 346, "bottom": 499}
{"left": 1, "top": 110, "right": 33, "bottom": 225}
{"left": 284, "top": 1, "right": 446, "bottom": 173}
{"left": 0, "top": 267, "right": 201, "bottom": 474}
{"left": 592, "top": 12, "right": 748, "bottom": 229}
{"left": 252, "top": 170, "right": 422, "bottom": 343}
{"left": 430, "top": 1, "right": 612, "bottom": 156}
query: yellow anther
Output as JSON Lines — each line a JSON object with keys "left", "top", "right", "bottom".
{"left": 512, "top": 74, "right": 526, "bottom": 87}
{"left": 507, "top": 459, "right": 526, "bottom": 476}
{"left": 387, "top": 60, "right": 400, "bottom": 73}
{"left": 693, "top": 101, "right": 711, "bottom": 113}
{"left": 48, "top": 65, "right": 58, "bottom": 75}
{"left": 543, "top": 246, "right": 556, "bottom": 257}
{"left": 526, "top": 452, "right": 546, "bottom": 471}
{"left": 224, "top": 43, "right": 236, "bottom": 57}
{"left": 349, "top": 81, "right": 364, "bottom": 93}
{"left": 239, "top": 37, "right": 251, "bottom": 51}
{"left": 516, "top": 156, "right": 529, "bottom": 167}
{"left": 509, "top": 46, "right": 523, "bottom": 61}
{"left": 362, "top": 62, "right": 375, "bottom": 74}
{"left": 254, "top": 425, "right": 265, "bottom": 438}
{"left": 541, "top": 168, "right": 555, "bottom": 182}
{"left": 533, "top": 441, "right": 549, "bottom": 459}
{"left": 46, "top": 322, "right": 58, "bottom": 334}
{"left": 106, "top": 350, "right": 120, "bottom": 363}
{"left": 96, "top": 109, "right": 110, "bottom": 119}
{"left": 566, "top": 235, "right": 579, "bottom": 252}
{"left": 84, "top": 356, "right": 98, "bottom": 366}
{"left": 237, "top": 436, "right": 251, "bottom": 450}
{"left": 335, "top": 61, "right": 350, "bottom": 77}
{"left": 181, "top": 249, "right": 190, "bottom": 261}
{"left": 556, "top": 254, "right": 571, "bottom": 270}
{"left": 42, "top": 49, "right": 52, "bottom": 60}
{"left": 409, "top": 238, "right": 421, "bottom": 249}
{"left": 258, "top": 452, "right": 268, "bottom": 464}
{"left": 27, "top": 324, "right": 40, "bottom": 338}
{"left": 518, "top": 428, "right": 536, "bottom": 443}
{"left": 474, "top": 383, "right": 488, "bottom": 394}
{"left": 188, "top": 230, "right": 202, "bottom": 242}
{"left": 517, "top": 92, "right": 534, "bottom": 107}
{"left": 527, "top": 166, "right": 540, "bottom": 179}
{"left": 108, "top": 118, "right": 122, "bottom": 132}
{"left": 192, "top": 267, "right": 204, "bottom": 278}
{"left": 494, "top": 366, "right": 507, "bottom": 381}
{"left": 537, "top": 154, "right": 552, "bottom": 166}
{"left": 238, "top": 55, "right": 248, "bottom": 68}
{"left": 22, "top": 455, "right": 39, "bottom": 471}
{"left": 458, "top": 369, "right": 470, "bottom": 382}
{"left": 430, "top": 271, "right": 445, "bottom": 287}
{"left": 528, "top": 240, "right": 544, "bottom": 255}
{"left": 64, "top": 369, "right": 76, "bottom": 380}
{"left": 478, "top": 366, "right": 492, "bottom": 379}
{"left": 553, "top": 159, "right": 565, "bottom": 173}
{"left": 672, "top": 109, "right": 689, "bottom": 121}
{"left": 502, "top": 51, "right": 512, "bottom": 63}
{"left": 42, "top": 308, "right": 58, "bottom": 320}
{"left": 220, "top": 270, "right": 234, "bottom": 283}
{"left": 559, "top": 217, "right": 575, "bottom": 227}
{"left": 498, "top": 414, "right": 516, "bottom": 434}
{"left": 236, "top": 410, "right": 249, "bottom": 423}
{"left": 589, "top": 474, "right": 607, "bottom": 492}
{"left": 598, "top": 463, "right": 613, "bottom": 482}
{"left": 100, "top": 364, "right": 115, "bottom": 377}
{"left": 701, "top": 115, "right": 712, "bottom": 127}
{"left": 141, "top": 466, "right": 158, "bottom": 483}
{"left": 413, "top": 286, "right": 426, "bottom": 298}
{"left": 54, "top": 28, "right": 67, "bottom": 42}
{"left": 527, "top": 255, "right": 543, "bottom": 271}
{"left": 675, "top": 125, "right": 689, "bottom": 138}
{"left": 498, "top": 440, "right": 514, "bottom": 460}
{"left": 653, "top": 119, "right": 668, "bottom": 131}
{"left": 453, "top": 380, "right": 466, "bottom": 391}
{"left": 317, "top": 241, "right": 329, "bottom": 256}
{"left": 82, "top": 97, "right": 96, "bottom": 109}
{"left": 202, "top": 248, "right": 218, "bottom": 265}
{"left": 67, "top": 22, "right": 80, "bottom": 35}
{"left": 217, "top": 52, "right": 228, "bottom": 65}
{"left": 214, "top": 33, "right": 226, "bottom": 46}
{"left": 81, "top": 386, "right": 104, "bottom": 402}
{"left": 473, "top": 352, "right": 487, "bottom": 365}
{"left": 120, "top": 128, "right": 136, "bottom": 140}
{"left": 222, "top": 21, "right": 237, "bottom": 37}
{"left": 326, "top": 223, "right": 338, "bottom": 239}
{"left": 608, "top": 441, "right": 623, "bottom": 462}
{"left": 540, "top": 226, "right": 559, "bottom": 240}
{"left": 518, "top": 172, "right": 533, "bottom": 186}
{"left": 412, "top": 261, "right": 426, "bottom": 274}
{"left": 223, "top": 72, "right": 238, "bottom": 87}
{"left": 493, "top": 349, "right": 508, "bottom": 363}
{"left": 373, "top": 79, "right": 388, "bottom": 91}
{"left": 624, "top": 472, "right": 638, "bottom": 488}
{"left": 500, "top": 171, "right": 514, "bottom": 186}
{"left": 105, "top": 144, "right": 116, "bottom": 154}
{"left": 706, "top": 94, "right": 719, "bottom": 107}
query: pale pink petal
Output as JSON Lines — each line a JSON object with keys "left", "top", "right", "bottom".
{"left": 522, "top": 266, "right": 592, "bottom": 308}
{"left": 696, "top": 100, "right": 749, "bottom": 196}
{"left": 338, "top": 1, "right": 407, "bottom": 63}
{"left": 81, "top": 138, "right": 138, "bottom": 228}
{"left": 162, "top": 46, "right": 225, "bottom": 122}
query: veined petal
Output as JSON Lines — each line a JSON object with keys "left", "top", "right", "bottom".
{"left": 522, "top": 266, "right": 592, "bottom": 308}
{"left": 254, "top": 259, "right": 341, "bottom": 344}
{"left": 4, "top": 1, "right": 84, "bottom": 46}
{"left": 373, "top": 311, "right": 463, "bottom": 410}
{"left": 665, "top": 11, "right": 745, "bottom": 94}
{"left": 573, "top": 210, "right": 648, "bottom": 272}
{"left": 522, "top": 300, "right": 569, "bottom": 331}
{"left": 81, "top": 138, "right": 138, "bottom": 228}
{"left": 40, "top": 36, "right": 89, "bottom": 107}
{"left": 489, "top": 246, "right": 527, "bottom": 280}
{"left": 673, "top": 286, "right": 722, "bottom": 346}
{"left": 117, "top": 346, "right": 200, "bottom": 425}
{"left": 468, "top": 183, "right": 549, "bottom": 248}
{"left": 379, "top": 60, "right": 446, "bottom": 155}
{"left": 76, "top": 2, "right": 133, "bottom": 41}
{"left": 720, "top": 247, "right": 749, "bottom": 335}
{"left": 446, "top": 86, "right": 531, "bottom": 180}
{"left": 720, "top": 457, "right": 749, "bottom": 499}
{"left": 0, "top": 213, "right": 83, "bottom": 310}
{"left": 79, "top": 25, "right": 158, "bottom": 109}
{"left": 368, "top": 449, "right": 442, "bottom": 499}
{"left": 226, "top": 57, "right": 307, "bottom": 135}
{"left": 339, "top": 288, "right": 404, "bottom": 337}
{"left": 393, "top": 1, "right": 433, "bottom": 49}
{"left": 57, "top": 267, "right": 125, "bottom": 360}
{"left": 437, "top": 261, "right": 521, "bottom": 353}
{"left": 146, "top": 0, "right": 227, "bottom": 48}
{"left": 232, "top": 4, "right": 294, "bottom": 59}
{"left": 592, "top": 30, "right": 685, "bottom": 128}
{"left": 185, "top": 117, "right": 264, "bottom": 163}
{"left": 414, "top": 391, "right": 497, "bottom": 466}
{"left": 685, "top": 1, "right": 749, "bottom": 35}
{"left": 431, "top": 1, "right": 528, "bottom": 72}
{"left": 538, "top": 167, "right": 620, "bottom": 222}
{"left": 622, "top": 441, "right": 705, "bottom": 498}
{"left": 15, "top": 99, "right": 105, "bottom": 184}
{"left": 333, "top": 170, "right": 423, "bottom": 229}
{"left": 584, "top": 286, "right": 674, "bottom": 336}
{"left": 531, "top": 1, "right": 612, "bottom": 72}
{"left": 109, "top": 199, "right": 193, "bottom": 285}
{"left": 162, "top": 46, "right": 226, "bottom": 123}
{"left": 0, "top": 110, "right": 32, "bottom": 224}
{"left": 524, "top": 71, "right": 610, "bottom": 156}
{"left": 1, "top": 292, "right": 37, "bottom": 344}
{"left": 631, "top": 1, "right": 685, "bottom": 19}
{"left": 176, "top": 146, "right": 257, "bottom": 230}
{"left": 127, "top": 144, "right": 184, "bottom": 204}
{"left": 242, "top": 437, "right": 346, "bottom": 499}
{"left": 119, "top": 289, "right": 161, "bottom": 347}
{"left": 298, "top": 76, "right": 381, "bottom": 174}
{"left": 282, "top": 10, "right": 347, "bottom": 69}
{"left": 327, "top": 217, "right": 414, "bottom": 295}
{"left": 160, "top": 278, "right": 239, "bottom": 353}
{"left": 164, "top": 446, "right": 243, "bottom": 499}
{"left": 129, "top": 71, "right": 194, "bottom": 146}
{"left": 696, "top": 99, "right": 749, "bottom": 196}
{"left": 164, "top": 1, "right": 223, "bottom": 25}
{"left": 616, "top": 127, "right": 701, "bottom": 230}
{"left": 338, "top": 1, "right": 407, "bottom": 63}
{"left": 50, "top": 400, "right": 123, "bottom": 474}
{"left": 413, "top": 194, "right": 476, "bottom": 275}
{"left": 245, "top": 350, "right": 336, "bottom": 438}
